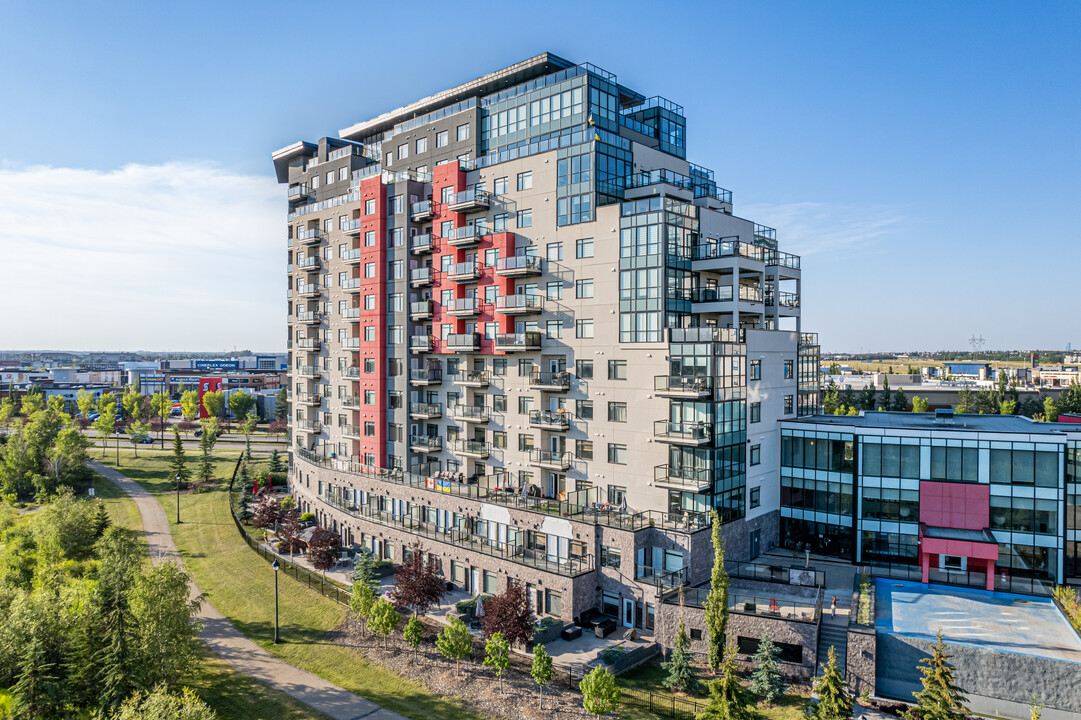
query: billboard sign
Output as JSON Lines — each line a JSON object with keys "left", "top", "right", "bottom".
{"left": 195, "top": 361, "right": 239, "bottom": 371}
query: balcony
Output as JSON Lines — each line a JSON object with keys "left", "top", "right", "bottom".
{"left": 296, "top": 420, "right": 321, "bottom": 433}
{"left": 691, "top": 286, "right": 734, "bottom": 303}
{"left": 495, "top": 294, "right": 544, "bottom": 316}
{"left": 445, "top": 297, "right": 481, "bottom": 317}
{"left": 529, "top": 449, "right": 572, "bottom": 470}
{"left": 495, "top": 331, "right": 541, "bottom": 352}
{"left": 410, "top": 435, "right": 443, "bottom": 453}
{"left": 529, "top": 371, "right": 570, "bottom": 392}
{"left": 296, "top": 228, "right": 322, "bottom": 245}
{"left": 409, "top": 402, "right": 442, "bottom": 420}
{"left": 341, "top": 248, "right": 364, "bottom": 265}
{"left": 446, "top": 225, "right": 484, "bottom": 248}
{"left": 341, "top": 425, "right": 360, "bottom": 438}
{"left": 451, "top": 404, "right": 490, "bottom": 423}
{"left": 341, "top": 337, "right": 361, "bottom": 350}
{"left": 344, "top": 365, "right": 360, "bottom": 379}
{"left": 495, "top": 255, "right": 544, "bottom": 277}
{"left": 410, "top": 200, "right": 433, "bottom": 222}
{"left": 296, "top": 311, "right": 321, "bottom": 325}
{"left": 765, "top": 291, "right": 800, "bottom": 309}
{"left": 409, "top": 300, "right": 433, "bottom": 320}
{"left": 297, "top": 283, "right": 320, "bottom": 297}
{"left": 446, "top": 332, "right": 481, "bottom": 352}
{"left": 453, "top": 371, "right": 490, "bottom": 388}
{"left": 654, "top": 420, "right": 713, "bottom": 446}
{"left": 409, "top": 368, "right": 442, "bottom": 386}
{"left": 341, "top": 278, "right": 362, "bottom": 294}
{"left": 296, "top": 337, "right": 320, "bottom": 351}
{"left": 654, "top": 465, "right": 712, "bottom": 493}
{"left": 341, "top": 307, "right": 361, "bottom": 320}
{"left": 410, "top": 233, "right": 434, "bottom": 255}
{"left": 447, "top": 262, "right": 481, "bottom": 283}
{"left": 296, "top": 392, "right": 322, "bottom": 406}
{"left": 448, "top": 189, "right": 490, "bottom": 213}
{"left": 341, "top": 396, "right": 361, "bottom": 409}
{"left": 342, "top": 218, "right": 362, "bottom": 235}
{"left": 410, "top": 267, "right": 434, "bottom": 287}
{"left": 528, "top": 409, "right": 570, "bottom": 431}
{"left": 409, "top": 335, "right": 433, "bottom": 353}
{"left": 450, "top": 439, "right": 490, "bottom": 458}
{"left": 765, "top": 249, "right": 801, "bottom": 270}
{"left": 654, "top": 375, "right": 713, "bottom": 399}
{"left": 295, "top": 256, "right": 321, "bottom": 271}
{"left": 296, "top": 365, "right": 320, "bottom": 378}
{"left": 738, "top": 285, "right": 763, "bottom": 303}
{"left": 287, "top": 184, "right": 310, "bottom": 202}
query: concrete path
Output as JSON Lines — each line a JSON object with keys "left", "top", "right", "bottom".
{"left": 90, "top": 461, "right": 406, "bottom": 720}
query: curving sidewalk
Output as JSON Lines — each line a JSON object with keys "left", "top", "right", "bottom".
{"left": 90, "top": 461, "right": 406, "bottom": 720}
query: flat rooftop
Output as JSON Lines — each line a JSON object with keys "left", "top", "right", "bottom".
{"left": 785, "top": 410, "right": 1080, "bottom": 435}
{"left": 875, "top": 579, "right": 1081, "bottom": 663}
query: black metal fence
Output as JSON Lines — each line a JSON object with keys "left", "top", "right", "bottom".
{"left": 227, "top": 473, "right": 354, "bottom": 608}
{"left": 620, "top": 691, "right": 708, "bottom": 719}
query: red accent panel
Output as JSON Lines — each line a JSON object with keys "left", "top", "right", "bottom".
{"left": 198, "top": 377, "right": 222, "bottom": 419}
{"left": 918, "top": 480, "right": 989, "bottom": 531}
{"left": 355, "top": 176, "right": 387, "bottom": 467}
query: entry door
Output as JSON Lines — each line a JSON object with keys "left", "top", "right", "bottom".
{"left": 622, "top": 598, "right": 635, "bottom": 628}
{"left": 750, "top": 529, "right": 761, "bottom": 559}
{"left": 470, "top": 568, "right": 480, "bottom": 594}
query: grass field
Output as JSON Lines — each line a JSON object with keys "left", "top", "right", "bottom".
{"left": 97, "top": 453, "right": 480, "bottom": 720}
{"left": 89, "top": 473, "right": 144, "bottom": 533}
{"left": 616, "top": 663, "right": 809, "bottom": 720}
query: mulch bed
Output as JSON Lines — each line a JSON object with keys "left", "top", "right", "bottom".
{"left": 336, "top": 616, "right": 595, "bottom": 719}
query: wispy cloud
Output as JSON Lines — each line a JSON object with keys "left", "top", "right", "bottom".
{"left": 739, "top": 201, "right": 906, "bottom": 256}
{"left": 0, "top": 162, "right": 283, "bottom": 351}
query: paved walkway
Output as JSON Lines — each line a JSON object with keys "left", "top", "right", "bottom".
{"left": 90, "top": 461, "right": 406, "bottom": 720}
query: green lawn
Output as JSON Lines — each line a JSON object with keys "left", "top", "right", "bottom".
{"left": 97, "top": 454, "right": 480, "bottom": 720}
{"left": 616, "top": 663, "right": 809, "bottom": 720}
{"left": 89, "top": 474, "right": 144, "bottom": 533}
{"left": 186, "top": 651, "right": 331, "bottom": 720}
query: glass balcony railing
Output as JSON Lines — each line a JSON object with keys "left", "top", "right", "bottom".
{"left": 494, "top": 294, "right": 543, "bottom": 314}
{"left": 296, "top": 420, "right": 321, "bottom": 432}
{"left": 447, "top": 262, "right": 481, "bottom": 281}
{"left": 450, "top": 439, "right": 491, "bottom": 457}
{"left": 528, "top": 449, "right": 571, "bottom": 469}
{"left": 764, "top": 249, "right": 801, "bottom": 269}
{"left": 448, "top": 189, "right": 490, "bottom": 210}
{"left": 341, "top": 278, "right": 362, "bottom": 291}
{"left": 341, "top": 248, "right": 364, "bottom": 263}
{"left": 738, "top": 285, "right": 763, "bottom": 303}
{"left": 409, "top": 434, "right": 442, "bottom": 451}
{"left": 529, "top": 371, "right": 570, "bottom": 390}
{"left": 653, "top": 464, "right": 711, "bottom": 490}
{"left": 446, "top": 332, "right": 481, "bottom": 352}
{"left": 654, "top": 375, "right": 712, "bottom": 396}
{"left": 654, "top": 420, "right": 712, "bottom": 444}
{"left": 409, "top": 368, "right": 442, "bottom": 384}
{"left": 341, "top": 307, "right": 361, "bottom": 319}
{"left": 410, "top": 267, "right": 433, "bottom": 285}
{"left": 409, "top": 335, "right": 433, "bottom": 352}
{"left": 410, "top": 200, "right": 432, "bottom": 218}
{"left": 495, "top": 255, "right": 544, "bottom": 275}
{"left": 296, "top": 228, "right": 322, "bottom": 242}
{"left": 445, "top": 297, "right": 480, "bottom": 315}
{"left": 409, "top": 300, "right": 433, "bottom": 318}
{"left": 295, "top": 256, "right": 320, "bottom": 270}
{"left": 409, "top": 402, "right": 442, "bottom": 418}
{"left": 495, "top": 331, "right": 541, "bottom": 351}
{"left": 296, "top": 283, "right": 319, "bottom": 296}
{"left": 409, "top": 233, "right": 433, "bottom": 253}
{"left": 452, "top": 371, "right": 490, "bottom": 386}
{"left": 452, "top": 404, "right": 490, "bottom": 421}
{"left": 528, "top": 409, "right": 570, "bottom": 430}
{"left": 342, "top": 218, "right": 363, "bottom": 234}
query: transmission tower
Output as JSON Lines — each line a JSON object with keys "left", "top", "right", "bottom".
{"left": 968, "top": 334, "right": 986, "bottom": 355}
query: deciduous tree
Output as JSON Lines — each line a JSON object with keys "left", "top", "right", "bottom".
{"left": 227, "top": 391, "right": 255, "bottom": 423}
{"left": 480, "top": 581, "right": 534, "bottom": 646}
{"left": 93, "top": 401, "right": 119, "bottom": 458}
{"left": 76, "top": 389, "right": 96, "bottom": 420}
{"left": 126, "top": 420, "right": 152, "bottom": 458}
{"left": 912, "top": 396, "right": 930, "bottom": 413}
{"left": 251, "top": 495, "right": 281, "bottom": 530}
{"left": 149, "top": 391, "right": 171, "bottom": 423}
{"left": 580, "top": 665, "right": 620, "bottom": 718}
{"left": 367, "top": 597, "right": 401, "bottom": 651}
{"left": 349, "top": 581, "right": 377, "bottom": 637}
{"left": 698, "top": 642, "right": 749, "bottom": 720}
{"left": 46, "top": 427, "right": 92, "bottom": 488}
{"left": 201, "top": 391, "right": 225, "bottom": 421}
{"left": 130, "top": 561, "right": 203, "bottom": 690}
{"left": 391, "top": 541, "right": 446, "bottom": 617}
{"left": 532, "top": 643, "right": 553, "bottom": 708}
{"left": 483, "top": 631, "right": 510, "bottom": 694}
{"left": 436, "top": 616, "right": 473, "bottom": 676}
{"left": 122, "top": 386, "right": 143, "bottom": 424}
{"left": 307, "top": 528, "right": 341, "bottom": 572}
{"left": 275, "top": 387, "right": 289, "bottom": 420}
{"left": 403, "top": 616, "right": 424, "bottom": 663}
{"left": 179, "top": 391, "right": 200, "bottom": 422}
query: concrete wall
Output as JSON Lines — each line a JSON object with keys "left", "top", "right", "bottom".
{"left": 876, "top": 633, "right": 1081, "bottom": 720}
{"left": 845, "top": 626, "right": 876, "bottom": 696}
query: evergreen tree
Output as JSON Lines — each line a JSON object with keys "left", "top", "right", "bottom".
{"left": 532, "top": 644, "right": 553, "bottom": 709}
{"left": 169, "top": 427, "right": 190, "bottom": 490}
{"left": 697, "top": 642, "right": 749, "bottom": 720}
{"left": 268, "top": 448, "right": 284, "bottom": 474}
{"left": 822, "top": 381, "right": 841, "bottom": 416}
{"left": 750, "top": 633, "right": 785, "bottom": 705}
{"left": 859, "top": 385, "right": 877, "bottom": 411}
{"left": 1043, "top": 396, "right": 1058, "bottom": 422}
{"left": 704, "top": 509, "right": 729, "bottom": 674}
{"left": 274, "top": 387, "right": 289, "bottom": 420}
{"left": 893, "top": 388, "right": 907, "bottom": 412}
{"left": 352, "top": 547, "right": 381, "bottom": 594}
{"left": 91, "top": 500, "right": 112, "bottom": 538}
{"left": 881, "top": 378, "right": 892, "bottom": 410}
{"left": 10, "top": 632, "right": 63, "bottom": 720}
{"left": 809, "top": 645, "right": 851, "bottom": 720}
{"left": 94, "top": 527, "right": 142, "bottom": 711}
{"left": 662, "top": 617, "right": 697, "bottom": 693}
{"left": 903, "top": 632, "right": 967, "bottom": 720}
{"left": 483, "top": 631, "right": 510, "bottom": 694}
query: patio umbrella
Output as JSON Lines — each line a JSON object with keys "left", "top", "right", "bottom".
{"left": 475, "top": 594, "right": 485, "bottom": 618}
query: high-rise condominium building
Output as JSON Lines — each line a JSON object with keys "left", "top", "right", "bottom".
{"left": 272, "top": 53, "right": 819, "bottom": 630}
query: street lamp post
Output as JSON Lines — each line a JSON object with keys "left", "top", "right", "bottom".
{"left": 272, "top": 559, "right": 280, "bottom": 644}
{"left": 175, "top": 472, "right": 182, "bottom": 524}
{"left": 115, "top": 428, "right": 120, "bottom": 466}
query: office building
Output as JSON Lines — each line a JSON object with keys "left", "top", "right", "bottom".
{"left": 273, "top": 53, "right": 818, "bottom": 628}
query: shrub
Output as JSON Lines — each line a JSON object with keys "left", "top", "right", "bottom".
{"left": 300, "top": 512, "right": 314, "bottom": 522}
{"left": 599, "top": 647, "right": 624, "bottom": 665}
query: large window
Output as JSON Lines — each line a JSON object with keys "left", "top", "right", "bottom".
{"left": 782, "top": 434, "right": 855, "bottom": 473}
{"left": 862, "top": 440, "right": 920, "bottom": 478}
{"left": 930, "top": 444, "right": 979, "bottom": 483}
{"left": 989, "top": 444, "right": 1060, "bottom": 487}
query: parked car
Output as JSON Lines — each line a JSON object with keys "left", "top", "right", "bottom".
{"left": 193, "top": 428, "right": 223, "bottom": 438}
{"left": 137, "top": 435, "right": 155, "bottom": 444}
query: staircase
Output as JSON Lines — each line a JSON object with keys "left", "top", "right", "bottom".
{"left": 817, "top": 623, "right": 849, "bottom": 677}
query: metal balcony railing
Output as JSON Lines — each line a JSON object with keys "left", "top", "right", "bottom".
{"left": 495, "top": 255, "right": 544, "bottom": 275}
{"left": 446, "top": 332, "right": 481, "bottom": 351}
{"left": 449, "top": 439, "right": 490, "bottom": 457}
{"left": 495, "top": 331, "right": 541, "bottom": 351}
{"left": 409, "top": 402, "right": 442, "bottom": 418}
{"left": 654, "top": 375, "right": 712, "bottom": 396}
{"left": 529, "top": 371, "right": 570, "bottom": 390}
{"left": 494, "top": 294, "right": 543, "bottom": 314}
{"left": 654, "top": 420, "right": 712, "bottom": 444}
{"left": 452, "top": 404, "right": 490, "bottom": 421}
{"left": 296, "top": 420, "right": 321, "bottom": 432}
{"left": 452, "top": 371, "right": 490, "bottom": 386}
{"left": 409, "top": 367, "right": 442, "bottom": 384}
{"left": 528, "top": 409, "right": 570, "bottom": 430}
{"left": 409, "top": 434, "right": 442, "bottom": 452}
{"left": 528, "top": 449, "right": 572, "bottom": 469}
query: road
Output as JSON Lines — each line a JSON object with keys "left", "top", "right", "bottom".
{"left": 90, "top": 461, "right": 406, "bottom": 720}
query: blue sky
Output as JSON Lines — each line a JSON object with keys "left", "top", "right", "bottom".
{"left": 1, "top": 0, "right": 1077, "bottom": 352}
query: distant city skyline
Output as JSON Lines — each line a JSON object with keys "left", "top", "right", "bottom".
{"left": 1, "top": 1, "right": 1077, "bottom": 352}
